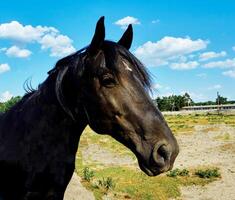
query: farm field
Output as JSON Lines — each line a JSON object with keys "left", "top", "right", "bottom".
{"left": 65, "top": 113, "right": 235, "bottom": 200}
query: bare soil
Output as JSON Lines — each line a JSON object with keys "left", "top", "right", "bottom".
{"left": 65, "top": 124, "right": 235, "bottom": 200}
{"left": 173, "top": 124, "right": 235, "bottom": 200}
{"left": 64, "top": 173, "right": 95, "bottom": 200}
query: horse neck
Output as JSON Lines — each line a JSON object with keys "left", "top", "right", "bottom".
{"left": 33, "top": 75, "right": 88, "bottom": 141}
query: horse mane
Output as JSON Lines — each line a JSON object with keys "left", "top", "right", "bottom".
{"left": 47, "top": 41, "right": 151, "bottom": 92}
{"left": 103, "top": 41, "right": 152, "bottom": 91}
{"left": 47, "top": 46, "right": 88, "bottom": 76}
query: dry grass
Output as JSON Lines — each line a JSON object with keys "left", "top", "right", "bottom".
{"left": 219, "top": 143, "right": 235, "bottom": 154}
{"left": 214, "top": 133, "right": 233, "bottom": 141}
{"left": 75, "top": 113, "right": 235, "bottom": 199}
{"left": 165, "top": 114, "right": 235, "bottom": 135}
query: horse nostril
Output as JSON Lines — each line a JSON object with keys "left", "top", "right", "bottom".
{"left": 158, "top": 145, "right": 171, "bottom": 160}
{"left": 152, "top": 144, "right": 172, "bottom": 169}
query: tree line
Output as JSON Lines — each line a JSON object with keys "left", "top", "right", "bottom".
{"left": 154, "top": 93, "right": 235, "bottom": 111}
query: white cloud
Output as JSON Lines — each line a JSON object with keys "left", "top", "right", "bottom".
{"left": 0, "top": 21, "right": 75, "bottom": 57}
{"left": 0, "top": 21, "right": 58, "bottom": 42}
{"left": 208, "top": 84, "right": 222, "bottom": 90}
{"left": 151, "top": 83, "right": 162, "bottom": 90}
{"left": 232, "top": 46, "right": 235, "bottom": 51}
{"left": 0, "top": 91, "right": 13, "bottom": 102}
{"left": 134, "top": 36, "right": 208, "bottom": 67}
{"left": 199, "top": 51, "right": 226, "bottom": 61}
{"left": 151, "top": 19, "right": 160, "bottom": 24}
{"left": 0, "top": 63, "right": 10, "bottom": 74}
{"left": 222, "top": 70, "right": 235, "bottom": 78}
{"left": 115, "top": 16, "right": 140, "bottom": 29}
{"left": 6, "top": 46, "right": 32, "bottom": 58}
{"left": 170, "top": 61, "right": 199, "bottom": 70}
{"left": 204, "top": 58, "right": 235, "bottom": 68}
{"left": 39, "top": 34, "right": 75, "bottom": 57}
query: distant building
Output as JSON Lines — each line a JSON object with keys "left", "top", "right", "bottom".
{"left": 182, "top": 104, "right": 235, "bottom": 111}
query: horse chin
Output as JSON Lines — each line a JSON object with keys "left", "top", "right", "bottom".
{"left": 138, "top": 162, "right": 161, "bottom": 177}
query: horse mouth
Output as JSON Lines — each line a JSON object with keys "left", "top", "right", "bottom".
{"left": 138, "top": 161, "right": 173, "bottom": 177}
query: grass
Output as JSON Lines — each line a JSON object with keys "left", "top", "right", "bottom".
{"left": 164, "top": 113, "right": 235, "bottom": 135}
{"left": 97, "top": 177, "right": 116, "bottom": 190}
{"left": 83, "top": 167, "right": 95, "bottom": 182}
{"left": 76, "top": 142, "right": 221, "bottom": 200}
{"left": 214, "top": 133, "right": 233, "bottom": 141}
{"left": 195, "top": 168, "right": 221, "bottom": 179}
{"left": 75, "top": 113, "right": 234, "bottom": 199}
{"left": 76, "top": 165, "right": 220, "bottom": 200}
{"left": 167, "top": 168, "right": 189, "bottom": 177}
{"left": 219, "top": 143, "right": 235, "bottom": 154}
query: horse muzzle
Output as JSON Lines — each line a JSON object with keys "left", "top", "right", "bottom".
{"left": 139, "top": 141, "right": 179, "bottom": 176}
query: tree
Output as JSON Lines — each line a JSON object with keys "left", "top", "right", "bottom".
{"left": 154, "top": 93, "right": 194, "bottom": 111}
{"left": 216, "top": 95, "right": 227, "bottom": 105}
{"left": 0, "top": 96, "right": 21, "bottom": 113}
{"left": 183, "top": 92, "right": 193, "bottom": 106}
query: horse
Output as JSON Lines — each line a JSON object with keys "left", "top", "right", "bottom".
{"left": 0, "top": 17, "right": 179, "bottom": 200}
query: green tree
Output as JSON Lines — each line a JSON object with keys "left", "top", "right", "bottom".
{"left": 183, "top": 92, "right": 193, "bottom": 106}
{"left": 216, "top": 95, "right": 227, "bottom": 105}
{"left": 154, "top": 93, "right": 193, "bottom": 111}
{"left": 0, "top": 96, "right": 21, "bottom": 113}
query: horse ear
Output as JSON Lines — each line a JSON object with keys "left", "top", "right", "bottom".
{"left": 118, "top": 24, "right": 133, "bottom": 50}
{"left": 88, "top": 16, "right": 105, "bottom": 55}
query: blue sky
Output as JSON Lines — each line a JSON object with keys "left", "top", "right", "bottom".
{"left": 0, "top": 0, "right": 235, "bottom": 102}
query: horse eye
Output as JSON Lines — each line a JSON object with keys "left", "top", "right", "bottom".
{"left": 101, "top": 75, "right": 116, "bottom": 87}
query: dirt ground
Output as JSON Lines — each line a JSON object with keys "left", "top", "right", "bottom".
{"left": 64, "top": 173, "right": 95, "bottom": 200}
{"left": 64, "top": 124, "right": 235, "bottom": 200}
{"left": 173, "top": 124, "right": 235, "bottom": 200}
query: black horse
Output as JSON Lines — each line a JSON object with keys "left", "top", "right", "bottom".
{"left": 0, "top": 17, "right": 179, "bottom": 200}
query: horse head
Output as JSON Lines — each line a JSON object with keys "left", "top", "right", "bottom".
{"left": 55, "top": 17, "right": 179, "bottom": 176}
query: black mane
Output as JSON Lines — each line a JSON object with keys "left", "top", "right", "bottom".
{"left": 102, "top": 41, "right": 152, "bottom": 90}
{"left": 48, "top": 41, "right": 152, "bottom": 91}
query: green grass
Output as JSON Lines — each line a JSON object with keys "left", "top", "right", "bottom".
{"left": 164, "top": 114, "right": 235, "bottom": 135}
{"left": 195, "top": 168, "right": 221, "bottom": 179}
{"left": 83, "top": 167, "right": 95, "bottom": 182}
{"left": 75, "top": 113, "right": 233, "bottom": 199}
{"left": 167, "top": 168, "right": 189, "bottom": 177}
{"left": 76, "top": 165, "right": 219, "bottom": 200}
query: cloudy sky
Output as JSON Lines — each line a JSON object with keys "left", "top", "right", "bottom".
{"left": 0, "top": 0, "right": 235, "bottom": 102}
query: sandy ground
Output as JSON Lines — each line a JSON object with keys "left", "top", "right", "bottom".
{"left": 64, "top": 173, "right": 95, "bottom": 200}
{"left": 173, "top": 124, "right": 235, "bottom": 200}
{"left": 64, "top": 124, "right": 235, "bottom": 200}
{"left": 82, "top": 143, "right": 137, "bottom": 167}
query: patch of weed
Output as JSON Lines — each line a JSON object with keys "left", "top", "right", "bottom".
{"left": 195, "top": 168, "right": 220, "bottom": 179}
{"left": 167, "top": 168, "right": 189, "bottom": 177}
{"left": 83, "top": 167, "right": 95, "bottom": 182}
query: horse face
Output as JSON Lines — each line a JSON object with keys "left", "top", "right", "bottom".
{"left": 80, "top": 17, "right": 179, "bottom": 176}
